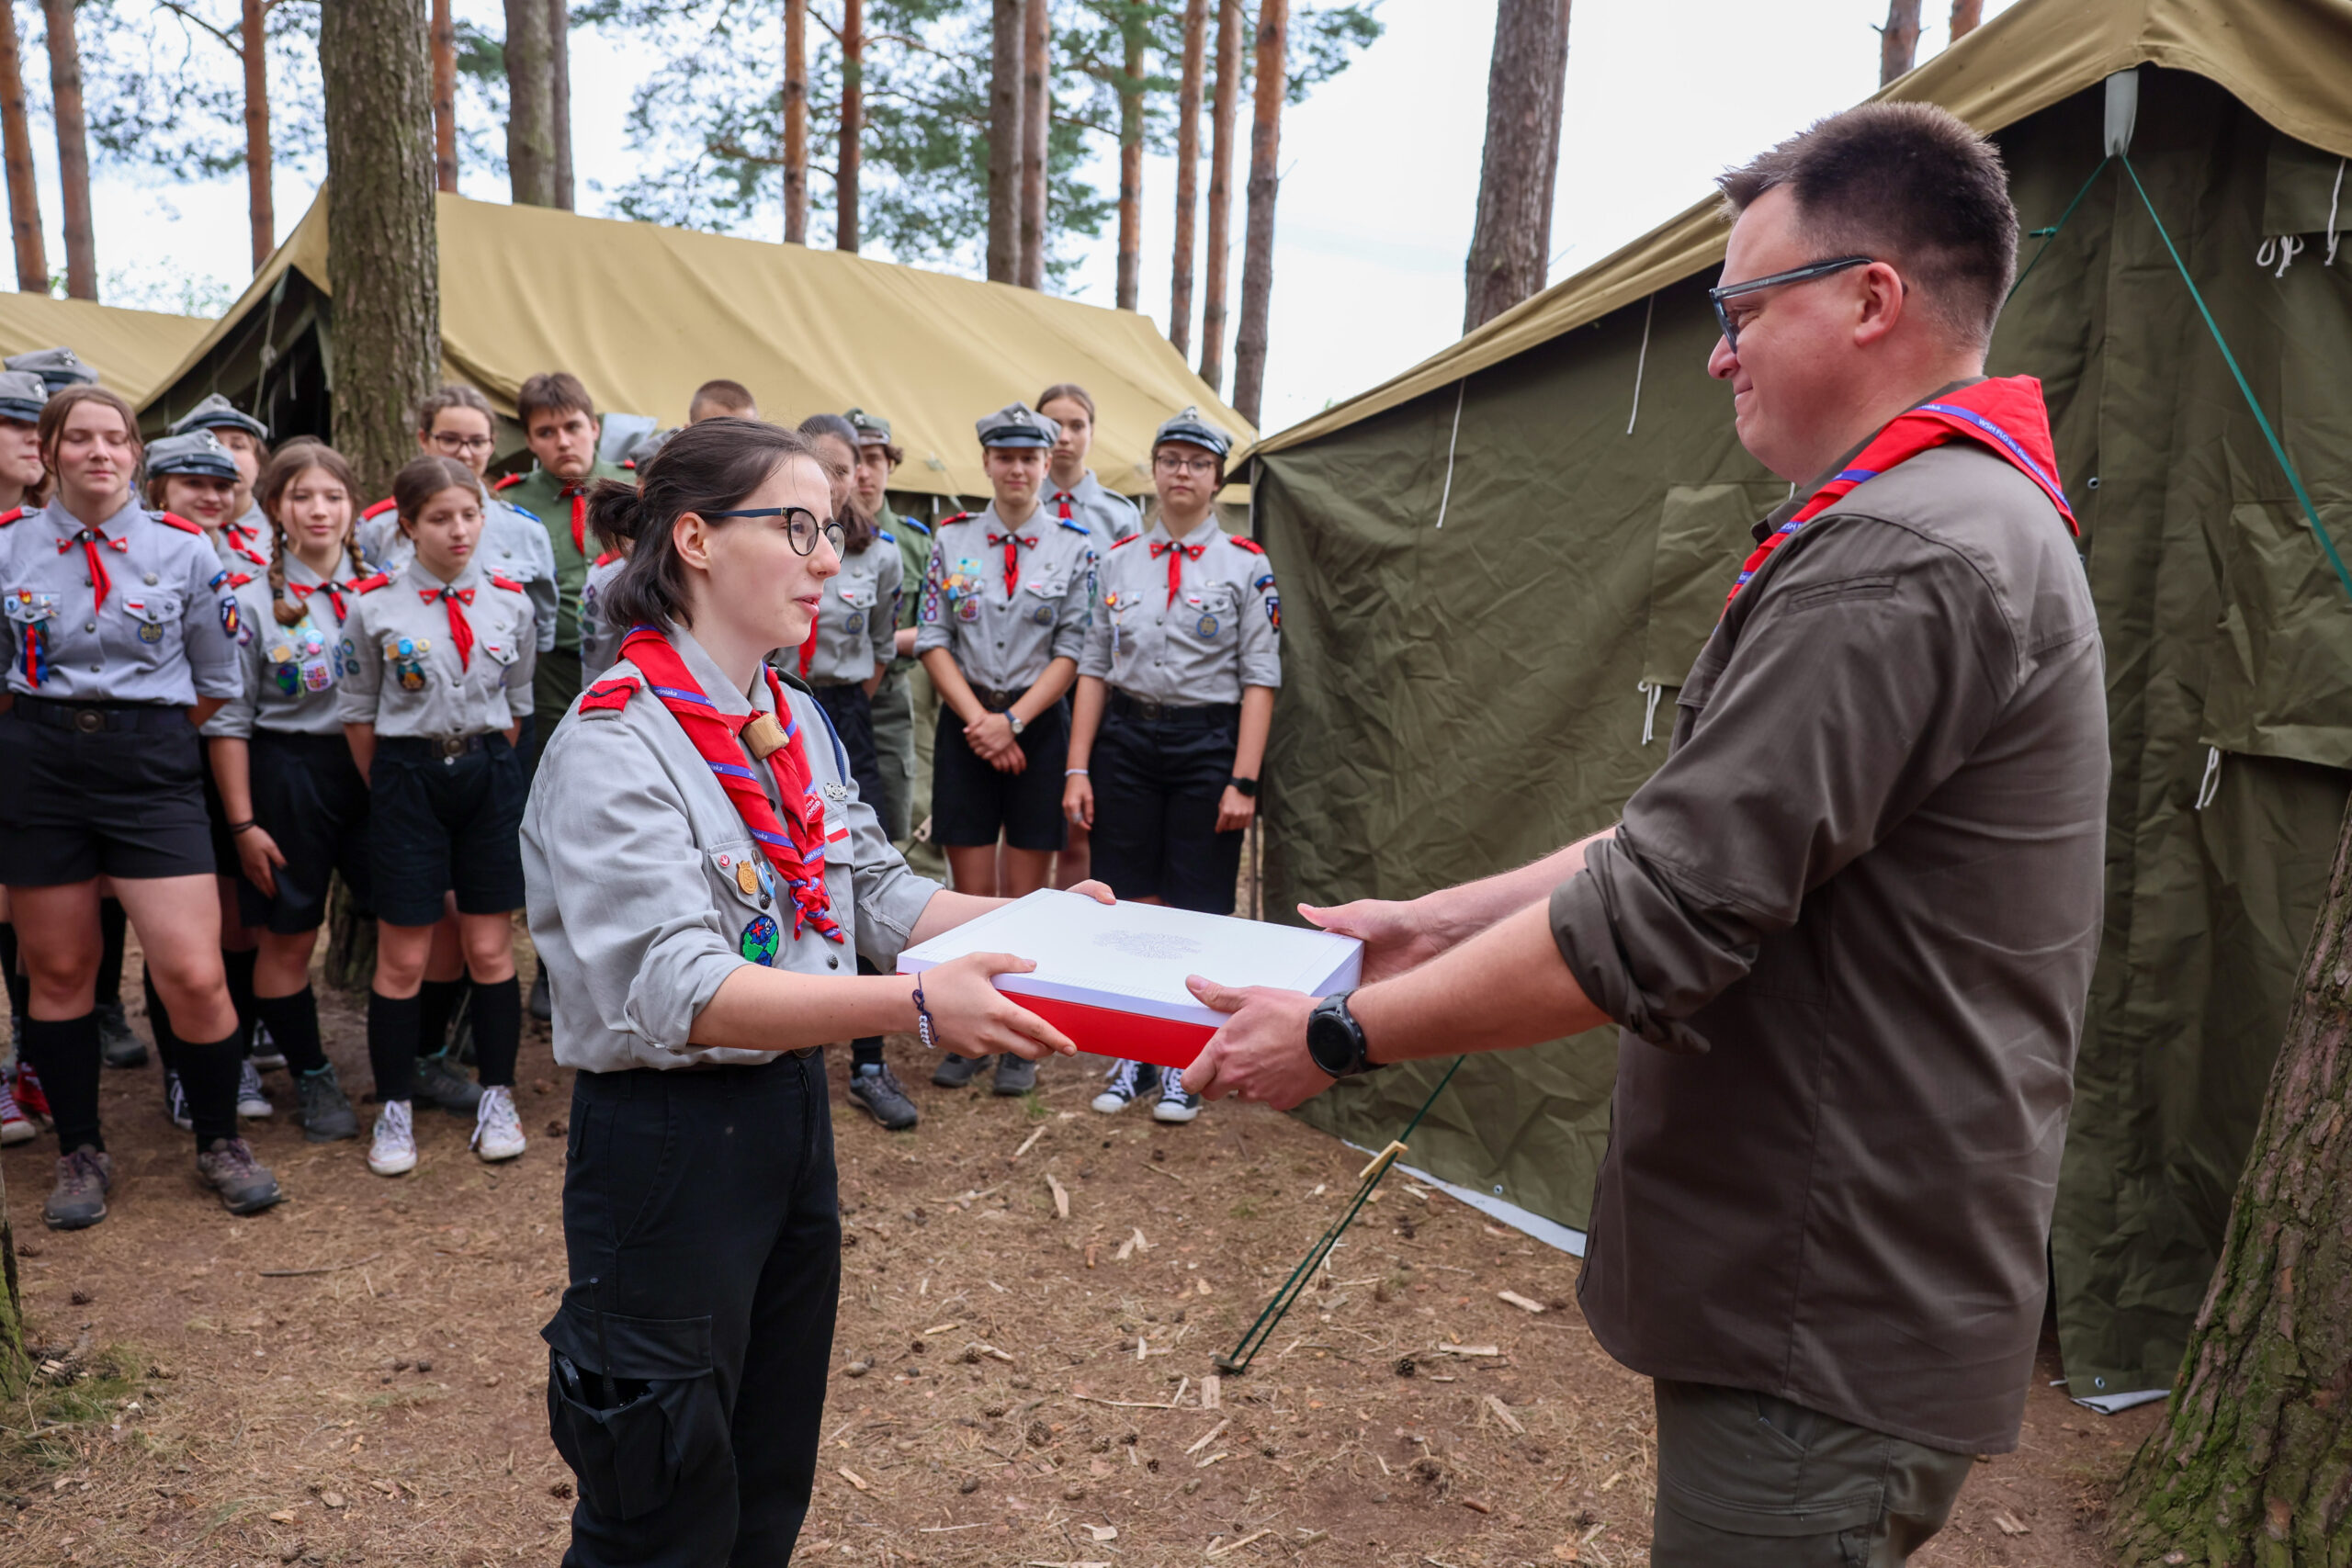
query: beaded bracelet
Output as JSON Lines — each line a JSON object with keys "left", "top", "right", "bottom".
{"left": 911, "top": 981, "right": 938, "bottom": 1051}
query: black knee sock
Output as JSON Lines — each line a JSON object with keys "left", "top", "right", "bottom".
{"left": 368, "top": 991, "right": 423, "bottom": 1103}
{"left": 852, "top": 1037, "right": 884, "bottom": 1068}
{"left": 221, "top": 947, "right": 258, "bottom": 1056}
{"left": 176, "top": 1030, "right": 244, "bottom": 1148}
{"left": 468, "top": 976, "right": 520, "bottom": 1089}
{"left": 96, "top": 898, "right": 127, "bottom": 1007}
{"left": 142, "top": 968, "right": 185, "bottom": 1077}
{"left": 20, "top": 1012, "right": 102, "bottom": 1152}
{"left": 416, "top": 976, "right": 469, "bottom": 1060}
{"left": 254, "top": 988, "right": 328, "bottom": 1077}
{"left": 0, "top": 921, "right": 25, "bottom": 1030}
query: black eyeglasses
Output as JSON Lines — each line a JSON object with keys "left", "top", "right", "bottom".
{"left": 1708, "top": 255, "right": 1876, "bottom": 354}
{"left": 703, "top": 505, "right": 847, "bottom": 557}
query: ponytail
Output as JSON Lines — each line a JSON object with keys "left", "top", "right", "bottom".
{"left": 582, "top": 477, "right": 646, "bottom": 555}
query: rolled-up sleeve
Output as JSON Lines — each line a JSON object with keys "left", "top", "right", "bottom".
{"left": 200, "top": 608, "right": 263, "bottom": 738}
{"left": 1049, "top": 548, "right": 1094, "bottom": 661}
{"left": 1549, "top": 515, "right": 2018, "bottom": 1054}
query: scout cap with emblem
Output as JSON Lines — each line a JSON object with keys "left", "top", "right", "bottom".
{"left": 146, "top": 430, "right": 243, "bottom": 481}
{"left": 167, "top": 391, "right": 270, "bottom": 442}
{"left": 1152, "top": 405, "right": 1232, "bottom": 459}
{"left": 845, "top": 408, "right": 892, "bottom": 446}
{"left": 0, "top": 368, "right": 49, "bottom": 424}
{"left": 975, "top": 401, "right": 1058, "bottom": 449}
{"left": 5, "top": 345, "right": 96, "bottom": 395}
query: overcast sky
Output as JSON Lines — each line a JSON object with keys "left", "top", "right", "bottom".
{"left": 64, "top": 0, "right": 2015, "bottom": 438}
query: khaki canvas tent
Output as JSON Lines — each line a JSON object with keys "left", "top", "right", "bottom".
{"left": 0, "top": 292, "right": 212, "bottom": 402}
{"left": 1242, "top": 0, "right": 2352, "bottom": 1407}
{"left": 137, "top": 190, "right": 1250, "bottom": 498}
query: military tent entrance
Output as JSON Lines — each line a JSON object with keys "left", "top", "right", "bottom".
{"left": 136, "top": 189, "right": 1250, "bottom": 500}
{"left": 0, "top": 292, "right": 212, "bottom": 402}
{"left": 1240, "top": 0, "right": 2352, "bottom": 1408}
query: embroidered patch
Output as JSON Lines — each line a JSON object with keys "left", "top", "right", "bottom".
{"left": 739, "top": 912, "right": 781, "bottom": 965}
{"left": 220, "top": 594, "right": 241, "bottom": 639}
{"left": 1195, "top": 613, "right": 1219, "bottom": 638}
{"left": 1265, "top": 592, "right": 1281, "bottom": 633}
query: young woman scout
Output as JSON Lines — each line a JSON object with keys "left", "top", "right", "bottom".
{"left": 336, "top": 456, "right": 537, "bottom": 1178}
{"left": 201, "top": 444, "right": 375, "bottom": 1144}
{"left": 1064, "top": 408, "right": 1278, "bottom": 1123}
{"left": 523, "top": 416, "right": 1101, "bottom": 1566}
{"left": 0, "top": 386, "right": 285, "bottom": 1226}
{"left": 0, "top": 368, "right": 58, "bottom": 1145}
{"left": 166, "top": 393, "right": 274, "bottom": 572}
{"left": 914, "top": 401, "right": 1098, "bottom": 1095}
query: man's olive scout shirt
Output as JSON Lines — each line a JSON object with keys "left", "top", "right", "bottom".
{"left": 499, "top": 458, "right": 635, "bottom": 653}
{"left": 1550, "top": 440, "right": 2107, "bottom": 1456}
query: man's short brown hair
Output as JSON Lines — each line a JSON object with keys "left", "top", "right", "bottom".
{"left": 1717, "top": 103, "right": 2018, "bottom": 349}
{"left": 517, "top": 371, "right": 595, "bottom": 429}
{"left": 689, "top": 378, "right": 758, "bottom": 421}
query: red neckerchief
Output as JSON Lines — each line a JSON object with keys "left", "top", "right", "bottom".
{"left": 221, "top": 519, "right": 267, "bottom": 567}
{"left": 1727, "top": 376, "right": 2076, "bottom": 609}
{"left": 419, "top": 583, "right": 477, "bottom": 667}
{"left": 618, "top": 626, "right": 844, "bottom": 943}
{"left": 797, "top": 603, "right": 820, "bottom": 677}
{"left": 559, "top": 479, "right": 588, "bottom": 557}
{"left": 988, "top": 528, "right": 1037, "bottom": 595}
{"left": 1149, "top": 537, "right": 1208, "bottom": 606}
{"left": 1054, "top": 489, "right": 1076, "bottom": 524}
{"left": 58, "top": 525, "right": 130, "bottom": 608}
{"left": 289, "top": 577, "right": 361, "bottom": 621}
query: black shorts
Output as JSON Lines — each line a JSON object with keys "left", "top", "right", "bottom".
{"left": 810, "top": 682, "right": 886, "bottom": 818}
{"left": 1088, "top": 697, "right": 1244, "bottom": 913}
{"left": 237, "top": 730, "right": 374, "bottom": 935}
{"left": 368, "top": 733, "right": 526, "bottom": 926}
{"left": 0, "top": 701, "right": 216, "bottom": 886}
{"left": 930, "top": 693, "right": 1068, "bottom": 853}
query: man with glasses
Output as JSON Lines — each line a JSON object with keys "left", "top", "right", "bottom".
{"left": 1183, "top": 104, "right": 2106, "bottom": 1566}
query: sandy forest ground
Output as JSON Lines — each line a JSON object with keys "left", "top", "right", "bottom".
{"left": 2, "top": 938, "right": 2164, "bottom": 1568}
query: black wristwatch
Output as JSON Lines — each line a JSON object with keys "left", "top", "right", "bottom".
{"left": 1227, "top": 775, "right": 1258, "bottom": 797}
{"left": 1306, "top": 991, "right": 1381, "bottom": 1078}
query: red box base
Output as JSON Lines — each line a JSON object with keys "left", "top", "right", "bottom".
{"left": 1007, "top": 991, "right": 1215, "bottom": 1070}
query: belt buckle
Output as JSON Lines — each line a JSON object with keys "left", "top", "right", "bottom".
{"left": 72, "top": 708, "right": 105, "bottom": 734}
{"left": 439, "top": 736, "right": 465, "bottom": 762}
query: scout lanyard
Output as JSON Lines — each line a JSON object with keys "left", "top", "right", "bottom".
{"left": 59, "top": 524, "right": 129, "bottom": 608}
{"left": 617, "top": 625, "right": 845, "bottom": 943}
{"left": 1149, "top": 537, "right": 1207, "bottom": 606}
{"left": 419, "top": 583, "right": 477, "bottom": 668}
{"left": 12, "top": 589, "right": 45, "bottom": 683}
{"left": 1726, "top": 375, "right": 2075, "bottom": 609}
{"left": 989, "top": 527, "right": 1037, "bottom": 594}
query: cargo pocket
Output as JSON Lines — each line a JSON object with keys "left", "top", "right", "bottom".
{"left": 541, "top": 1285, "right": 724, "bottom": 1522}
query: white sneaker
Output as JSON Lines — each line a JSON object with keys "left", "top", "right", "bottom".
{"left": 0, "top": 1075, "right": 31, "bottom": 1145}
{"left": 470, "top": 1085, "right": 526, "bottom": 1162}
{"left": 249, "top": 1021, "right": 286, "bottom": 1072}
{"left": 1091, "top": 1058, "right": 1156, "bottom": 1114}
{"left": 164, "top": 1068, "right": 194, "bottom": 1132}
{"left": 1153, "top": 1062, "right": 1202, "bottom": 1123}
{"left": 236, "top": 1058, "right": 276, "bottom": 1118}
{"left": 368, "top": 1100, "right": 418, "bottom": 1177}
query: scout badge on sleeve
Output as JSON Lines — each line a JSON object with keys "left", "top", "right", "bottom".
{"left": 739, "top": 912, "right": 781, "bottom": 965}
{"left": 6, "top": 588, "right": 56, "bottom": 683}
{"left": 388, "top": 635, "right": 432, "bottom": 692}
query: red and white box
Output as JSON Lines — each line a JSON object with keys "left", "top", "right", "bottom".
{"left": 896, "top": 889, "right": 1363, "bottom": 1070}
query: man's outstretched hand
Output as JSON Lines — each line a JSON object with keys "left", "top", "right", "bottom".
{"left": 1298, "top": 898, "right": 1451, "bottom": 985}
{"left": 1179, "top": 977, "right": 1330, "bottom": 1111}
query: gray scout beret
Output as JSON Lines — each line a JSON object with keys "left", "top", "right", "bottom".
{"left": 0, "top": 369, "right": 48, "bottom": 424}
{"left": 1152, "top": 405, "right": 1233, "bottom": 459}
{"left": 845, "top": 407, "right": 893, "bottom": 446}
{"left": 5, "top": 345, "right": 96, "bottom": 395}
{"left": 146, "top": 430, "right": 243, "bottom": 482}
{"left": 167, "top": 391, "right": 269, "bottom": 442}
{"left": 975, "top": 401, "right": 1058, "bottom": 449}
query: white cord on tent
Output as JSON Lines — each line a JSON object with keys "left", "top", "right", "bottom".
{"left": 2256, "top": 234, "right": 2304, "bottom": 276}
{"left": 1637, "top": 680, "right": 1663, "bottom": 746}
{"left": 2194, "top": 746, "right": 2223, "bottom": 811}
{"left": 1625, "top": 293, "right": 1656, "bottom": 436}
{"left": 1433, "top": 379, "right": 1465, "bottom": 530}
{"left": 2327, "top": 158, "right": 2346, "bottom": 266}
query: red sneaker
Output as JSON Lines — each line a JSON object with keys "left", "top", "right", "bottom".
{"left": 14, "top": 1060, "right": 53, "bottom": 1122}
{"left": 0, "top": 1073, "right": 32, "bottom": 1145}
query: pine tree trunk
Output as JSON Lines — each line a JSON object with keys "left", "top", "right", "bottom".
{"left": 1114, "top": 15, "right": 1145, "bottom": 312}
{"left": 321, "top": 0, "right": 440, "bottom": 503}
{"left": 837, "top": 0, "right": 860, "bottom": 252}
{"left": 986, "top": 0, "right": 1023, "bottom": 284}
{"left": 241, "top": 0, "right": 273, "bottom": 270}
{"left": 783, "top": 0, "right": 807, "bottom": 243}
{"left": 1197, "top": 0, "right": 1240, "bottom": 394}
{"left": 1463, "top": 0, "right": 1567, "bottom": 333}
{"left": 0, "top": 0, "right": 47, "bottom": 294}
{"left": 1949, "top": 0, "right": 1982, "bottom": 42}
{"left": 0, "top": 1153, "right": 26, "bottom": 1401}
{"left": 1168, "top": 0, "right": 1205, "bottom": 355}
{"left": 40, "top": 0, "right": 94, "bottom": 299}
{"left": 1015, "top": 0, "right": 1046, "bottom": 289}
{"left": 1879, "top": 0, "right": 1921, "bottom": 86}
{"left": 548, "top": 0, "right": 571, "bottom": 210}
{"left": 2110, "top": 802, "right": 2352, "bottom": 1567}
{"left": 431, "top": 0, "right": 458, "bottom": 191}
{"left": 503, "top": 0, "right": 554, "bottom": 207}
{"left": 1229, "top": 0, "right": 1285, "bottom": 428}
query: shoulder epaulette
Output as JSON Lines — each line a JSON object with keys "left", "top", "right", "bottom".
{"left": 621, "top": 459, "right": 636, "bottom": 471}
{"left": 900, "top": 516, "right": 932, "bottom": 536}
{"left": 876, "top": 529, "right": 895, "bottom": 544}
{"left": 502, "top": 501, "right": 540, "bottom": 522}
{"left": 1227, "top": 536, "right": 1266, "bottom": 554}
{"left": 937, "top": 512, "right": 971, "bottom": 527}
{"left": 153, "top": 511, "right": 205, "bottom": 536}
{"left": 579, "top": 676, "right": 640, "bottom": 716}
{"left": 492, "top": 473, "right": 526, "bottom": 491}
{"left": 361, "top": 497, "right": 397, "bottom": 521}
{"left": 1112, "top": 534, "right": 1142, "bottom": 549}
{"left": 0, "top": 505, "right": 23, "bottom": 527}
{"left": 489, "top": 573, "right": 526, "bottom": 593}
{"left": 593, "top": 551, "right": 616, "bottom": 568}
{"left": 225, "top": 570, "right": 254, "bottom": 588}
{"left": 1056, "top": 518, "right": 1091, "bottom": 538}
{"left": 352, "top": 571, "right": 393, "bottom": 594}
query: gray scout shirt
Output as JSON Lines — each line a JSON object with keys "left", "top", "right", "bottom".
{"left": 1046, "top": 469, "right": 1141, "bottom": 554}
{"left": 913, "top": 504, "right": 1094, "bottom": 694}
{"left": 216, "top": 513, "right": 272, "bottom": 575}
{"left": 801, "top": 535, "right": 903, "bottom": 684}
{"left": 335, "top": 558, "right": 537, "bottom": 739}
{"left": 577, "top": 552, "right": 627, "bottom": 683}
{"left": 522, "top": 625, "right": 942, "bottom": 1073}
{"left": 1081, "top": 518, "right": 1282, "bottom": 705}
{"left": 0, "top": 496, "right": 242, "bottom": 705}
{"left": 358, "top": 497, "right": 560, "bottom": 655}
{"left": 201, "top": 551, "right": 369, "bottom": 739}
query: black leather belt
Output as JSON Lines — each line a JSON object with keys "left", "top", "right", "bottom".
{"left": 1110, "top": 690, "right": 1238, "bottom": 727}
{"left": 10, "top": 695, "right": 190, "bottom": 734}
{"left": 379, "top": 733, "right": 492, "bottom": 763}
{"left": 968, "top": 682, "right": 1031, "bottom": 711}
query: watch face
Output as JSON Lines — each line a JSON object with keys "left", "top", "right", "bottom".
{"left": 1306, "top": 999, "right": 1356, "bottom": 1076}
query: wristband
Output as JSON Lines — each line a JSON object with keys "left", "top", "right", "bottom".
{"left": 228, "top": 819, "right": 259, "bottom": 834}
{"left": 1066, "top": 768, "right": 1089, "bottom": 776}
{"left": 911, "top": 981, "right": 938, "bottom": 1051}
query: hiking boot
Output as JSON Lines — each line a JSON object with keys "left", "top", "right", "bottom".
{"left": 849, "top": 1062, "right": 920, "bottom": 1130}
{"left": 236, "top": 1057, "right": 276, "bottom": 1118}
{"left": 471, "top": 1085, "right": 526, "bottom": 1162}
{"left": 162, "top": 1068, "right": 192, "bottom": 1131}
{"left": 198, "top": 1137, "right": 283, "bottom": 1215}
{"left": 248, "top": 1019, "right": 285, "bottom": 1072}
{"left": 16, "top": 1059, "right": 51, "bottom": 1122}
{"left": 1091, "top": 1058, "right": 1157, "bottom": 1114}
{"left": 413, "top": 1052, "right": 484, "bottom": 1116}
{"left": 43, "top": 1146, "right": 112, "bottom": 1230}
{"left": 368, "top": 1100, "right": 418, "bottom": 1177}
{"left": 528, "top": 966, "right": 552, "bottom": 1022}
{"left": 0, "top": 1074, "right": 32, "bottom": 1145}
{"left": 931, "top": 1053, "right": 981, "bottom": 1089}
{"left": 294, "top": 1062, "right": 358, "bottom": 1143}
{"left": 1153, "top": 1062, "right": 1202, "bottom": 1123}
{"left": 991, "top": 1055, "right": 1038, "bottom": 1096}
{"left": 96, "top": 998, "right": 149, "bottom": 1068}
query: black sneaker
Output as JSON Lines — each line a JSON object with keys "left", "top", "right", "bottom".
{"left": 43, "top": 1146, "right": 113, "bottom": 1230}
{"left": 991, "top": 1055, "right": 1038, "bottom": 1096}
{"left": 96, "top": 998, "right": 149, "bottom": 1068}
{"left": 413, "top": 1052, "right": 484, "bottom": 1116}
{"left": 295, "top": 1062, "right": 359, "bottom": 1142}
{"left": 931, "top": 1053, "right": 981, "bottom": 1089}
{"left": 849, "top": 1062, "right": 920, "bottom": 1130}
{"left": 249, "top": 1019, "right": 286, "bottom": 1072}
{"left": 197, "top": 1137, "right": 284, "bottom": 1215}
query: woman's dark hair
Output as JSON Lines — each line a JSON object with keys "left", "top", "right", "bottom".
{"left": 414, "top": 383, "right": 496, "bottom": 435}
{"left": 796, "top": 412, "right": 876, "bottom": 553}
{"left": 594, "top": 417, "right": 820, "bottom": 632}
{"left": 391, "top": 455, "right": 481, "bottom": 537}
{"left": 261, "top": 443, "right": 359, "bottom": 626}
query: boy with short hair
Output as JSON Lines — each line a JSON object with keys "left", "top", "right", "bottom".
{"left": 687, "top": 378, "right": 759, "bottom": 423}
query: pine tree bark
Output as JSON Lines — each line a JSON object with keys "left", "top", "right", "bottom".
{"left": 2110, "top": 803, "right": 2352, "bottom": 1567}
{"left": 431, "top": 0, "right": 458, "bottom": 191}
{"left": 503, "top": 0, "right": 555, "bottom": 207}
{"left": 40, "top": 0, "right": 94, "bottom": 299}
{"left": 837, "top": 0, "right": 861, "bottom": 252}
{"left": 0, "top": 1156, "right": 25, "bottom": 1401}
{"left": 1015, "top": 0, "right": 1046, "bottom": 289}
{"left": 240, "top": 0, "right": 273, "bottom": 270}
{"left": 987, "top": 0, "right": 1023, "bottom": 283}
{"left": 548, "top": 0, "right": 571, "bottom": 210}
{"left": 1463, "top": 0, "right": 1567, "bottom": 333}
{"left": 1230, "top": 0, "right": 1285, "bottom": 427}
{"left": 1114, "top": 13, "right": 1146, "bottom": 311}
{"left": 1168, "top": 0, "right": 1205, "bottom": 355}
{"left": 321, "top": 0, "right": 440, "bottom": 502}
{"left": 1879, "top": 0, "right": 1921, "bottom": 85}
{"left": 782, "top": 0, "right": 807, "bottom": 243}
{"left": 1198, "top": 0, "right": 1241, "bottom": 395}
{"left": 1949, "top": 0, "right": 1982, "bottom": 42}
{"left": 0, "top": 0, "right": 47, "bottom": 294}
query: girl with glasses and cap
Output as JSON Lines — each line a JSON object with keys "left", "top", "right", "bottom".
{"left": 0, "top": 386, "right": 285, "bottom": 1226}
